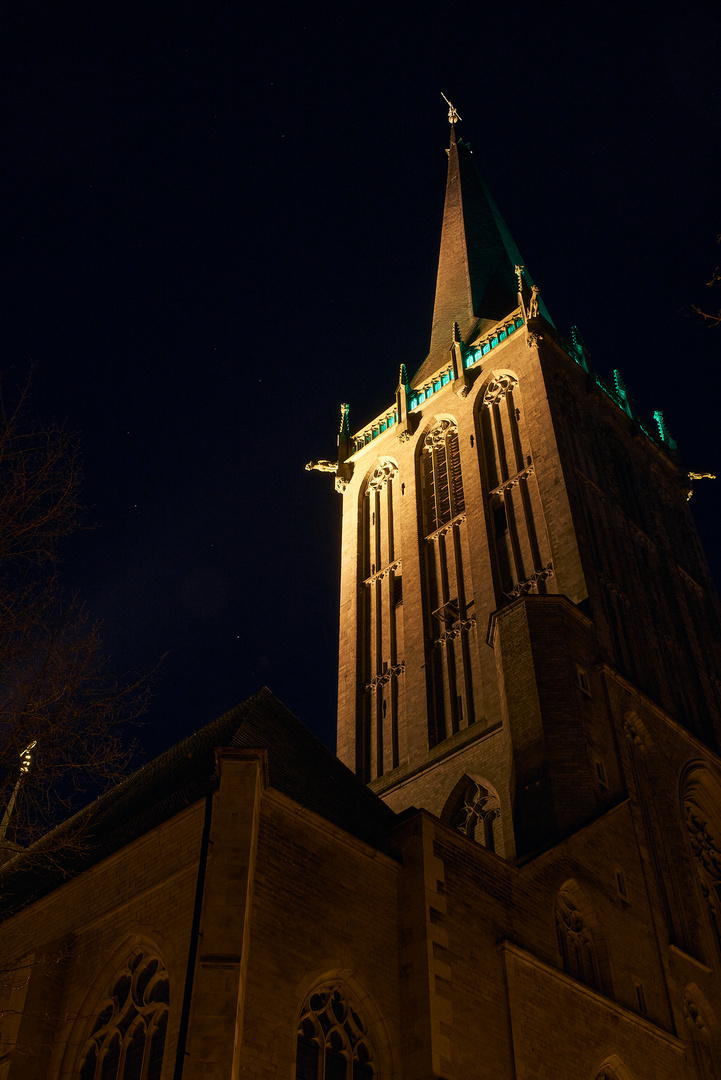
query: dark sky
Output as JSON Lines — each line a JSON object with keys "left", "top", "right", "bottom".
{"left": 0, "top": 0, "right": 719, "bottom": 761}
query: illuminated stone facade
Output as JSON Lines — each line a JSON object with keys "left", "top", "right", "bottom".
{"left": 2, "top": 121, "right": 721, "bottom": 1080}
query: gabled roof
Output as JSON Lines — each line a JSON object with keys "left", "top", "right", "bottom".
{"left": 413, "top": 124, "right": 546, "bottom": 388}
{"left": 0, "top": 688, "right": 397, "bottom": 912}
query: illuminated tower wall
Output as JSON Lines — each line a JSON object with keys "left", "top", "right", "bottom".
{"left": 334, "top": 122, "right": 721, "bottom": 859}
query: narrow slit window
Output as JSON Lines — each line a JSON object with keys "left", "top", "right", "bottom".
{"left": 635, "top": 983, "right": 647, "bottom": 1014}
{"left": 576, "top": 665, "right": 592, "bottom": 696}
{"left": 615, "top": 869, "right": 627, "bottom": 900}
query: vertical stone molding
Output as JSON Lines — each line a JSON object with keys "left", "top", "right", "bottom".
{"left": 683, "top": 768, "right": 721, "bottom": 958}
{"left": 359, "top": 460, "right": 403, "bottom": 782}
{"left": 683, "top": 985, "right": 721, "bottom": 1079}
{"left": 419, "top": 419, "right": 475, "bottom": 743}
{"left": 477, "top": 372, "right": 552, "bottom": 604}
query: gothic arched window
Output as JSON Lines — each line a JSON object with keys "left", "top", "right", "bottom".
{"left": 683, "top": 986, "right": 721, "bottom": 1080}
{"left": 296, "top": 983, "right": 375, "bottom": 1080}
{"left": 623, "top": 713, "right": 691, "bottom": 951}
{"left": 594, "top": 1060, "right": 635, "bottom": 1080}
{"left": 359, "top": 459, "right": 403, "bottom": 781}
{"left": 77, "top": 948, "right": 169, "bottom": 1080}
{"left": 477, "top": 372, "right": 552, "bottom": 603}
{"left": 420, "top": 419, "right": 464, "bottom": 534}
{"left": 683, "top": 769, "right": 721, "bottom": 955}
{"left": 555, "top": 881, "right": 605, "bottom": 994}
{"left": 419, "top": 419, "right": 475, "bottom": 744}
{"left": 444, "top": 775, "right": 502, "bottom": 854}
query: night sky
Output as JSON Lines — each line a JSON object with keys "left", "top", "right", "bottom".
{"left": 0, "top": 1, "right": 719, "bottom": 763}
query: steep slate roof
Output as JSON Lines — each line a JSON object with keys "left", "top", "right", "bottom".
{"left": 0, "top": 688, "right": 397, "bottom": 912}
{"left": 413, "top": 124, "right": 548, "bottom": 388}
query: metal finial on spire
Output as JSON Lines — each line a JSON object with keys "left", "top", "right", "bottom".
{"left": 441, "top": 92, "right": 462, "bottom": 125}
{"left": 19, "top": 740, "right": 36, "bottom": 774}
{"left": 0, "top": 739, "right": 37, "bottom": 842}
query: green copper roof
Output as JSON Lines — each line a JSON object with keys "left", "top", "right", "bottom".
{"left": 413, "top": 125, "right": 552, "bottom": 388}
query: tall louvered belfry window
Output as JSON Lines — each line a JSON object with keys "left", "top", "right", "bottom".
{"left": 420, "top": 419, "right": 475, "bottom": 746}
{"left": 421, "top": 419, "right": 464, "bottom": 532}
{"left": 358, "top": 460, "right": 403, "bottom": 782}
{"left": 77, "top": 949, "right": 169, "bottom": 1080}
{"left": 478, "top": 373, "right": 552, "bottom": 603}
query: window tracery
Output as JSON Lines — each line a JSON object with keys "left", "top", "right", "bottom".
{"left": 682, "top": 769, "right": 721, "bottom": 959}
{"left": 555, "top": 885, "right": 602, "bottom": 993}
{"left": 684, "top": 792, "right": 721, "bottom": 951}
{"left": 420, "top": 419, "right": 464, "bottom": 534}
{"left": 594, "top": 1063, "right": 634, "bottom": 1080}
{"left": 296, "top": 983, "right": 375, "bottom": 1080}
{"left": 419, "top": 420, "right": 474, "bottom": 744}
{"left": 77, "top": 948, "right": 169, "bottom": 1080}
{"left": 477, "top": 372, "right": 552, "bottom": 605}
{"left": 482, "top": 373, "right": 518, "bottom": 407}
{"left": 684, "top": 988, "right": 720, "bottom": 1079}
{"left": 449, "top": 778, "right": 501, "bottom": 852}
{"left": 358, "top": 460, "right": 403, "bottom": 781}
{"left": 366, "top": 460, "right": 398, "bottom": 493}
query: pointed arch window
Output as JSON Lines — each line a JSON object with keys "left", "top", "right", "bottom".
{"left": 77, "top": 949, "right": 169, "bottom": 1080}
{"left": 477, "top": 373, "right": 552, "bottom": 602}
{"left": 419, "top": 420, "right": 475, "bottom": 744}
{"left": 594, "top": 1061, "right": 635, "bottom": 1080}
{"left": 358, "top": 460, "right": 403, "bottom": 781}
{"left": 420, "top": 419, "right": 464, "bottom": 534}
{"left": 683, "top": 771, "right": 721, "bottom": 955}
{"left": 555, "top": 884, "right": 604, "bottom": 993}
{"left": 683, "top": 988, "right": 721, "bottom": 1080}
{"left": 296, "top": 983, "right": 375, "bottom": 1080}
{"left": 446, "top": 777, "right": 501, "bottom": 853}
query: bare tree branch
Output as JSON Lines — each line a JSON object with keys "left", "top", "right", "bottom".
{"left": 0, "top": 376, "right": 151, "bottom": 855}
{"left": 693, "top": 235, "right": 721, "bottom": 326}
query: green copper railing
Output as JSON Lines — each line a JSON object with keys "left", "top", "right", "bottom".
{"left": 350, "top": 409, "right": 398, "bottom": 453}
{"left": 558, "top": 333, "right": 677, "bottom": 452}
{"left": 349, "top": 315, "right": 675, "bottom": 456}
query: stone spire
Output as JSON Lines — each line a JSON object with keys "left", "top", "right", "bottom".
{"left": 413, "top": 106, "right": 544, "bottom": 386}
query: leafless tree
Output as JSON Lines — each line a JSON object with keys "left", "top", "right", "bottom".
{"left": 693, "top": 235, "right": 721, "bottom": 327}
{"left": 0, "top": 378, "right": 149, "bottom": 856}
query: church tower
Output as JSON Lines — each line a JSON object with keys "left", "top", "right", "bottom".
{"left": 320, "top": 106, "right": 721, "bottom": 861}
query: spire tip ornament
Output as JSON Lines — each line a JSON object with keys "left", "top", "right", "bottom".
{"left": 0, "top": 738, "right": 38, "bottom": 842}
{"left": 441, "top": 92, "right": 462, "bottom": 126}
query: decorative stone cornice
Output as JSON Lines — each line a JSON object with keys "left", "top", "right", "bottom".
{"left": 426, "top": 512, "right": 467, "bottom": 543}
{"left": 506, "top": 563, "right": 554, "bottom": 599}
{"left": 490, "top": 465, "right": 534, "bottom": 496}
{"left": 366, "top": 661, "right": 405, "bottom": 692}
{"left": 363, "top": 559, "right": 402, "bottom": 587}
{"left": 434, "top": 615, "right": 477, "bottom": 645}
